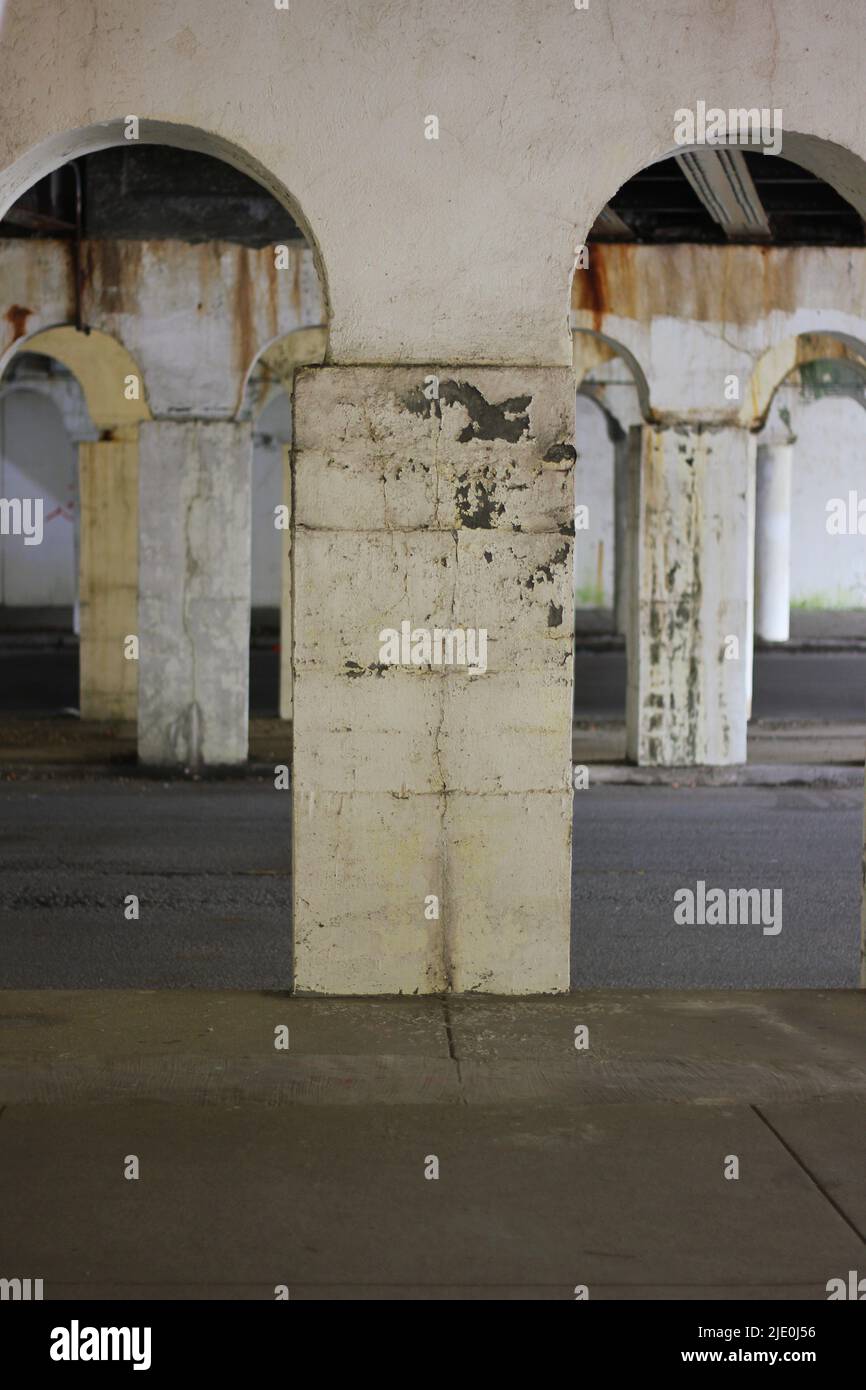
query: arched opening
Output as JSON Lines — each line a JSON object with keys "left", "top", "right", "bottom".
{"left": 749, "top": 346, "right": 866, "bottom": 734}
{"left": 0, "top": 128, "right": 328, "bottom": 989}
{"left": 571, "top": 352, "right": 643, "bottom": 747}
{"left": 0, "top": 355, "right": 86, "bottom": 717}
{"left": 569, "top": 136, "right": 866, "bottom": 989}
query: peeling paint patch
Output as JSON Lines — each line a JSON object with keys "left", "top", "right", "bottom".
{"left": 454, "top": 473, "right": 506, "bottom": 528}
{"left": 402, "top": 379, "right": 531, "bottom": 443}
{"left": 543, "top": 443, "right": 577, "bottom": 464}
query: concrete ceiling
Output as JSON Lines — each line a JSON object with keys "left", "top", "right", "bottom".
{"left": 590, "top": 151, "right": 866, "bottom": 246}
{"left": 0, "top": 146, "right": 303, "bottom": 247}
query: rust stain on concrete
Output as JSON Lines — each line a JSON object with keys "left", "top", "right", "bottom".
{"left": 5, "top": 304, "right": 32, "bottom": 341}
{"left": 571, "top": 243, "right": 804, "bottom": 326}
{"left": 234, "top": 247, "right": 255, "bottom": 380}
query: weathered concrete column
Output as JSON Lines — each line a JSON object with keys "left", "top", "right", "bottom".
{"left": 279, "top": 442, "right": 293, "bottom": 722}
{"left": 613, "top": 428, "right": 632, "bottom": 636}
{"left": 625, "top": 424, "right": 754, "bottom": 766}
{"left": 78, "top": 430, "right": 139, "bottom": 720}
{"left": 755, "top": 442, "right": 793, "bottom": 643}
{"left": 745, "top": 447, "right": 756, "bottom": 720}
{"left": 138, "top": 421, "right": 251, "bottom": 767}
{"left": 292, "top": 367, "right": 575, "bottom": 994}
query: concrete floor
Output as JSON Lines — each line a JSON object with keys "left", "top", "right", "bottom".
{"left": 0, "top": 779, "right": 861, "bottom": 989}
{"left": 0, "top": 989, "right": 863, "bottom": 1299}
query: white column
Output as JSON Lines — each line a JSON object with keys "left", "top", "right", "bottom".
{"left": 138, "top": 420, "right": 251, "bottom": 767}
{"left": 626, "top": 424, "right": 754, "bottom": 766}
{"left": 754, "top": 442, "right": 793, "bottom": 643}
{"left": 745, "top": 445, "right": 756, "bottom": 720}
{"left": 613, "top": 429, "right": 630, "bottom": 635}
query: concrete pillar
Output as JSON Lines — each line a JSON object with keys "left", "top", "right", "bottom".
{"left": 754, "top": 442, "right": 793, "bottom": 643}
{"left": 78, "top": 432, "right": 139, "bottom": 720}
{"left": 138, "top": 421, "right": 251, "bottom": 768}
{"left": 613, "top": 429, "right": 631, "bottom": 636}
{"left": 625, "top": 424, "right": 754, "bottom": 766}
{"left": 279, "top": 443, "right": 293, "bottom": 722}
{"left": 745, "top": 446, "right": 756, "bottom": 720}
{"left": 291, "top": 366, "right": 575, "bottom": 994}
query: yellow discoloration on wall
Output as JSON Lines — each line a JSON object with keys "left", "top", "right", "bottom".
{"left": 78, "top": 438, "right": 139, "bottom": 722}
{"left": 14, "top": 327, "right": 151, "bottom": 430}
{"left": 742, "top": 333, "right": 866, "bottom": 427}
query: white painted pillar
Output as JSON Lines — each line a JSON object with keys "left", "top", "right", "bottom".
{"left": 613, "top": 429, "right": 631, "bottom": 635}
{"left": 745, "top": 445, "right": 756, "bottom": 720}
{"left": 625, "top": 424, "right": 754, "bottom": 766}
{"left": 754, "top": 442, "right": 793, "bottom": 643}
{"left": 292, "top": 365, "right": 575, "bottom": 994}
{"left": 279, "top": 442, "right": 293, "bottom": 722}
{"left": 138, "top": 420, "right": 251, "bottom": 767}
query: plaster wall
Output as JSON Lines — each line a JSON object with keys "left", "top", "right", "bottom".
{"left": 2, "top": 2, "right": 866, "bottom": 367}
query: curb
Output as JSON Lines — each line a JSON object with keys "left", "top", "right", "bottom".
{"left": 586, "top": 763, "right": 864, "bottom": 788}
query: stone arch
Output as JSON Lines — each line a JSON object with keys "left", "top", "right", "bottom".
{"left": 570, "top": 131, "right": 866, "bottom": 424}
{"left": 0, "top": 118, "right": 331, "bottom": 330}
{"left": 572, "top": 329, "right": 652, "bottom": 423}
{"left": 0, "top": 327, "right": 146, "bottom": 721}
{"left": 743, "top": 332, "right": 866, "bottom": 429}
{"left": 575, "top": 129, "right": 866, "bottom": 282}
{"left": 2, "top": 326, "right": 151, "bottom": 431}
{"left": 238, "top": 324, "right": 329, "bottom": 423}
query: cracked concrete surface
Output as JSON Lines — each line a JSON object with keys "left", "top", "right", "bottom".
{"left": 291, "top": 367, "right": 575, "bottom": 995}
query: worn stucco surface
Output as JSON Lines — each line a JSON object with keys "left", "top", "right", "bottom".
{"left": 292, "top": 367, "right": 574, "bottom": 994}
{"left": 138, "top": 421, "right": 251, "bottom": 767}
{"left": 626, "top": 425, "right": 753, "bottom": 767}
{"left": 0, "top": 240, "right": 321, "bottom": 418}
{"left": 572, "top": 245, "right": 866, "bottom": 423}
{"left": 1, "top": 2, "right": 866, "bottom": 366}
{"left": 79, "top": 435, "right": 139, "bottom": 721}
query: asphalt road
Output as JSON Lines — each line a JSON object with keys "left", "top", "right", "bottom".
{"left": 2, "top": 645, "right": 865, "bottom": 721}
{"left": 572, "top": 649, "right": 866, "bottom": 721}
{"left": 572, "top": 785, "right": 862, "bottom": 988}
{"left": 0, "top": 779, "right": 860, "bottom": 989}
{"left": 0, "top": 646, "right": 283, "bottom": 716}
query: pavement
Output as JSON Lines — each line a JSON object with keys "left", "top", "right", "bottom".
{"left": 573, "top": 720, "right": 866, "bottom": 782}
{"left": 1, "top": 625, "right": 864, "bottom": 1300}
{"left": 0, "top": 989, "right": 863, "bottom": 1299}
{"left": 0, "top": 779, "right": 861, "bottom": 990}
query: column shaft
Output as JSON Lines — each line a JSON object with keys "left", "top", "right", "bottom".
{"left": 625, "top": 424, "right": 753, "bottom": 766}
{"left": 755, "top": 443, "right": 793, "bottom": 643}
{"left": 279, "top": 442, "right": 293, "bottom": 721}
{"left": 291, "top": 366, "right": 575, "bottom": 994}
{"left": 78, "top": 435, "right": 139, "bottom": 721}
{"left": 613, "top": 429, "right": 632, "bottom": 636}
{"left": 138, "top": 420, "right": 251, "bottom": 767}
